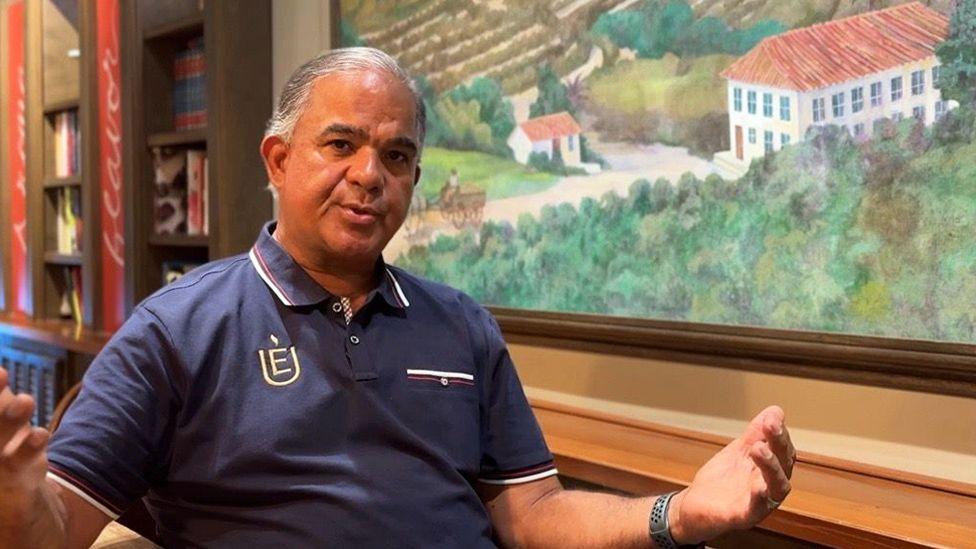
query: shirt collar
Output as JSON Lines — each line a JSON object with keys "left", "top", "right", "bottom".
{"left": 249, "top": 221, "right": 409, "bottom": 309}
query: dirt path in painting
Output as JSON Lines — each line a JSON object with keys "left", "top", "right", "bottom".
{"left": 385, "top": 140, "right": 717, "bottom": 259}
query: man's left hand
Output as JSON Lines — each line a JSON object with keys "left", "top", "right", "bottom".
{"left": 668, "top": 405, "right": 796, "bottom": 545}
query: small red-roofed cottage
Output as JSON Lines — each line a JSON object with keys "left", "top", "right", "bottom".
{"left": 714, "top": 2, "right": 955, "bottom": 176}
{"left": 509, "top": 111, "right": 584, "bottom": 167}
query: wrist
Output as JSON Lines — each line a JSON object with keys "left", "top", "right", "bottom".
{"left": 666, "top": 489, "right": 690, "bottom": 545}
{"left": 649, "top": 489, "right": 702, "bottom": 549}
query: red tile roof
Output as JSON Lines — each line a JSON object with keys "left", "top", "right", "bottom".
{"left": 519, "top": 111, "right": 582, "bottom": 141}
{"left": 721, "top": 2, "right": 948, "bottom": 91}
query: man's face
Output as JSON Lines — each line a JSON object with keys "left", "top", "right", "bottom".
{"left": 266, "top": 69, "right": 420, "bottom": 268}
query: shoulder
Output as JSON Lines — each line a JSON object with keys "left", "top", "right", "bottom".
{"left": 137, "top": 253, "right": 256, "bottom": 325}
{"left": 387, "top": 265, "right": 487, "bottom": 317}
{"left": 386, "top": 265, "right": 502, "bottom": 351}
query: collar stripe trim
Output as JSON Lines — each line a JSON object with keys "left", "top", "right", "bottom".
{"left": 47, "top": 468, "right": 122, "bottom": 519}
{"left": 386, "top": 268, "right": 410, "bottom": 307}
{"left": 477, "top": 468, "right": 559, "bottom": 486}
{"left": 405, "top": 369, "right": 474, "bottom": 381}
{"left": 249, "top": 247, "right": 294, "bottom": 306}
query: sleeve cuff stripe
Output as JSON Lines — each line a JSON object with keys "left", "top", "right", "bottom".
{"left": 46, "top": 467, "right": 122, "bottom": 519}
{"left": 478, "top": 467, "right": 559, "bottom": 485}
{"left": 479, "top": 460, "right": 555, "bottom": 480}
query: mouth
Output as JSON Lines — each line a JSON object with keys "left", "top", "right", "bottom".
{"left": 339, "top": 203, "right": 382, "bottom": 224}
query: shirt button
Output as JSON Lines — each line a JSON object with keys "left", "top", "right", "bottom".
{"left": 440, "top": 377, "right": 449, "bottom": 386}
{"left": 332, "top": 302, "right": 343, "bottom": 313}
{"left": 349, "top": 335, "right": 360, "bottom": 345}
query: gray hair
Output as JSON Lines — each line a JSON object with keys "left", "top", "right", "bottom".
{"left": 265, "top": 47, "right": 426, "bottom": 149}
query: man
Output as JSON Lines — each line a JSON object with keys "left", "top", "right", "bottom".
{"left": 0, "top": 48, "right": 794, "bottom": 547}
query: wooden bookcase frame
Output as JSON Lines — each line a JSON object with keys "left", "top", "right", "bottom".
{"left": 121, "top": 0, "right": 272, "bottom": 309}
{"left": 21, "top": 0, "right": 100, "bottom": 328}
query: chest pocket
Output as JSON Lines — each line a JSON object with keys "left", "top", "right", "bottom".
{"left": 398, "top": 368, "right": 481, "bottom": 470}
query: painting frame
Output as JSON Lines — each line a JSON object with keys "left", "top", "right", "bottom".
{"left": 333, "top": 0, "right": 976, "bottom": 399}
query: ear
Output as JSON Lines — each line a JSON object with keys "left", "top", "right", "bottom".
{"left": 413, "top": 164, "right": 422, "bottom": 186}
{"left": 261, "top": 135, "right": 289, "bottom": 192}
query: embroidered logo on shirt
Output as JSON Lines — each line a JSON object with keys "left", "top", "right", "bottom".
{"left": 258, "top": 334, "right": 301, "bottom": 386}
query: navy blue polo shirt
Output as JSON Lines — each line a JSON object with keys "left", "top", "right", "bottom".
{"left": 48, "top": 221, "right": 556, "bottom": 547}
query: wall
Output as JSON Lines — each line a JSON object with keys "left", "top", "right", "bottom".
{"left": 273, "top": 1, "right": 976, "bottom": 486}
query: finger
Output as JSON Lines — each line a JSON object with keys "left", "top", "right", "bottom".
{"left": 743, "top": 405, "right": 784, "bottom": 446}
{"left": 762, "top": 413, "right": 796, "bottom": 479}
{"left": 750, "top": 441, "right": 791, "bottom": 505}
{"left": 0, "top": 393, "right": 36, "bottom": 448}
{"left": 6, "top": 427, "right": 50, "bottom": 468}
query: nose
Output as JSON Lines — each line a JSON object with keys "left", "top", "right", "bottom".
{"left": 346, "top": 148, "right": 383, "bottom": 194}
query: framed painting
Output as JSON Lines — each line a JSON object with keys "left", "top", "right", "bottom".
{"left": 337, "top": 0, "right": 976, "bottom": 397}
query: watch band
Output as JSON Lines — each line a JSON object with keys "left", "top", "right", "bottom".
{"left": 649, "top": 491, "right": 704, "bottom": 549}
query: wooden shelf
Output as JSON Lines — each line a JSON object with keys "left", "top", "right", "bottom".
{"left": 143, "top": 13, "right": 203, "bottom": 41}
{"left": 531, "top": 399, "right": 976, "bottom": 548}
{"left": 43, "top": 174, "right": 82, "bottom": 188}
{"left": 43, "top": 98, "right": 80, "bottom": 114}
{"left": 147, "top": 128, "right": 207, "bottom": 148}
{"left": 0, "top": 312, "right": 110, "bottom": 356}
{"left": 148, "top": 233, "right": 209, "bottom": 248}
{"left": 44, "top": 252, "right": 83, "bottom": 266}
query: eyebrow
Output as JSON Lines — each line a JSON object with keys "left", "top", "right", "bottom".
{"left": 316, "top": 123, "right": 418, "bottom": 154}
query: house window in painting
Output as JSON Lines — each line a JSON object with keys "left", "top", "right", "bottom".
{"left": 764, "top": 130, "right": 773, "bottom": 152}
{"left": 933, "top": 65, "right": 941, "bottom": 86}
{"left": 911, "top": 70, "right": 925, "bottom": 95}
{"left": 747, "top": 90, "right": 757, "bottom": 114}
{"left": 913, "top": 105, "right": 925, "bottom": 121}
{"left": 891, "top": 111, "right": 904, "bottom": 122}
{"left": 734, "top": 88, "right": 742, "bottom": 112}
{"left": 748, "top": 127, "right": 757, "bottom": 144}
{"left": 813, "top": 97, "right": 825, "bottom": 122}
{"left": 779, "top": 96, "right": 790, "bottom": 121}
{"left": 936, "top": 100, "right": 948, "bottom": 120}
{"left": 851, "top": 87, "right": 864, "bottom": 113}
{"left": 763, "top": 92, "right": 773, "bottom": 117}
{"left": 567, "top": 134, "right": 574, "bottom": 151}
{"left": 891, "top": 76, "right": 903, "bottom": 101}
{"left": 781, "top": 133, "right": 790, "bottom": 147}
{"left": 832, "top": 92, "right": 845, "bottom": 118}
{"left": 870, "top": 82, "right": 883, "bottom": 107}
{"left": 854, "top": 122, "right": 865, "bottom": 136}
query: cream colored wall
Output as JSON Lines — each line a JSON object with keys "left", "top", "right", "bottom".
{"left": 512, "top": 343, "right": 976, "bottom": 484}
{"left": 274, "top": 2, "right": 976, "bottom": 486}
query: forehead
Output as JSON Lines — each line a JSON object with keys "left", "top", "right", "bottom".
{"left": 300, "top": 69, "right": 417, "bottom": 138}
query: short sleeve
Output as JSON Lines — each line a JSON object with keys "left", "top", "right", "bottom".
{"left": 47, "top": 306, "right": 183, "bottom": 518}
{"left": 476, "top": 310, "right": 556, "bottom": 485}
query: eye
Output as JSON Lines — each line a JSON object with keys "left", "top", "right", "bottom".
{"left": 327, "top": 140, "right": 353, "bottom": 153}
{"left": 386, "top": 150, "right": 410, "bottom": 164}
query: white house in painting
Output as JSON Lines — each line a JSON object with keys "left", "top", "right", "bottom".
{"left": 509, "top": 111, "right": 583, "bottom": 167}
{"left": 713, "top": 2, "right": 956, "bottom": 178}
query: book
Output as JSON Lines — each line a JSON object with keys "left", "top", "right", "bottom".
{"left": 152, "top": 146, "right": 188, "bottom": 235}
{"left": 202, "top": 156, "right": 209, "bottom": 235}
{"left": 186, "top": 149, "right": 206, "bottom": 235}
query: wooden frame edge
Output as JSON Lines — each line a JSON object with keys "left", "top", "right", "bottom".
{"left": 496, "top": 307, "right": 976, "bottom": 399}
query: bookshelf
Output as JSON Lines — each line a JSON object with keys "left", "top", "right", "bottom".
{"left": 28, "top": 0, "right": 97, "bottom": 327}
{"left": 123, "top": 0, "right": 273, "bottom": 304}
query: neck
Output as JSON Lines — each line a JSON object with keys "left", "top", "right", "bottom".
{"left": 272, "top": 227, "right": 379, "bottom": 310}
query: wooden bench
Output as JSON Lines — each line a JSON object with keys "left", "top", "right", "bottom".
{"left": 532, "top": 399, "right": 976, "bottom": 547}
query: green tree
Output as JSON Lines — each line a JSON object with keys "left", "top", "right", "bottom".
{"left": 447, "top": 77, "right": 515, "bottom": 155}
{"left": 529, "top": 64, "right": 574, "bottom": 118}
{"left": 936, "top": 0, "right": 976, "bottom": 106}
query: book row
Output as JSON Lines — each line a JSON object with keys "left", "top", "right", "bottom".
{"left": 52, "top": 109, "right": 80, "bottom": 178}
{"left": 174, "top": 37, "right": 207, "bottom": 131}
